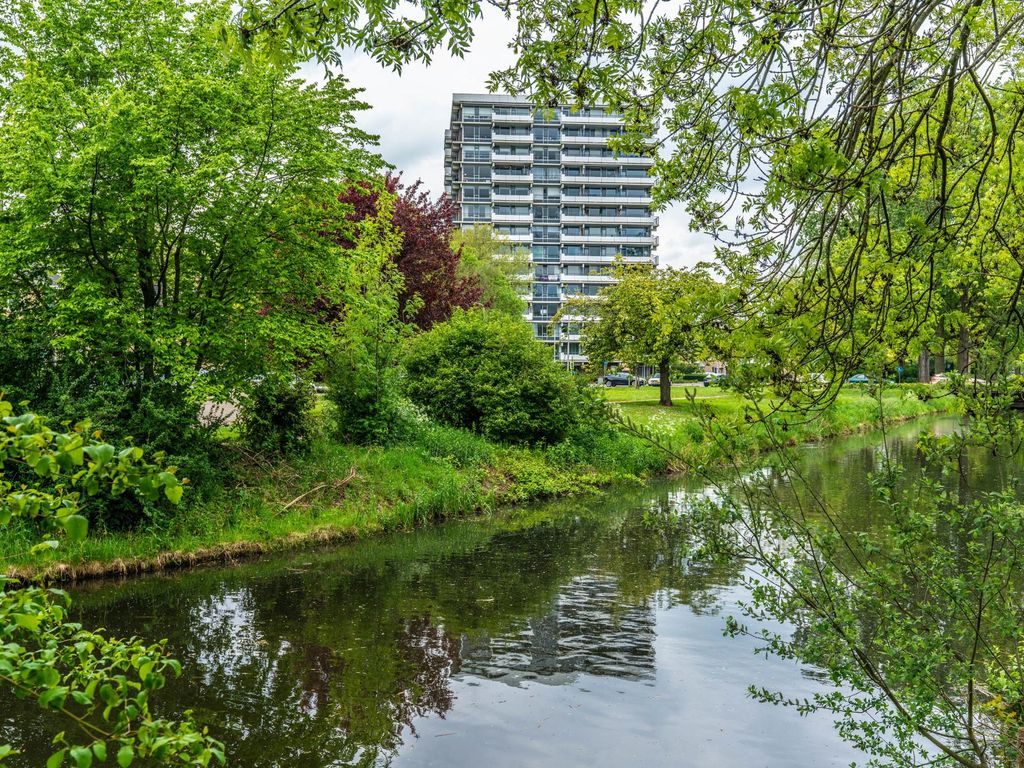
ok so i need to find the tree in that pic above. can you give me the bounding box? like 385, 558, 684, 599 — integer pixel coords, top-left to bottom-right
336, 174, 482, 329
0, 0, 380, 458
568, 265, 724, 407
327, 191, 412, 444
0, 396, 224, 766
453, 224, 529, 317
403, 309, 597, 445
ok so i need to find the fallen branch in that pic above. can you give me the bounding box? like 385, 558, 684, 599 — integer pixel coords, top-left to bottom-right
277, 466, 357, 516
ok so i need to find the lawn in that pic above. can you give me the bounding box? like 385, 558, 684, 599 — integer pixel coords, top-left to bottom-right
599, 384, 956, 466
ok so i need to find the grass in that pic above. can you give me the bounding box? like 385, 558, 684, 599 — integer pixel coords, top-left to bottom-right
603, 384, 957, 466
0, 386, 956, 581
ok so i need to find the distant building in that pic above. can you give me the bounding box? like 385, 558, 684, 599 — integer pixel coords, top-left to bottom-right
444, 94, 658, 363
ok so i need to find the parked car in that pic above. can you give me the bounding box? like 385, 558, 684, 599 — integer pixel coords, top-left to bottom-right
647, 374, 661, 387
603, 372, 633, 387
847, 373, 870, 384
703, 372, 725, 386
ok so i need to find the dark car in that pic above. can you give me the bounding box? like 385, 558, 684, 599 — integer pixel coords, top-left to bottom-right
603, 372, 633, 387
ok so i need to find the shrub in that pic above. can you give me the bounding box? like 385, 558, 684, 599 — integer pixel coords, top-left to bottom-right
45, 376, 220, 530
403, 309, 596, 445
328, 361, 407, 445
240, 375, 317, 456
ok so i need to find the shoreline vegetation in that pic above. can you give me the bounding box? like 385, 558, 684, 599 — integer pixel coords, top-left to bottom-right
2, 386, 954, 583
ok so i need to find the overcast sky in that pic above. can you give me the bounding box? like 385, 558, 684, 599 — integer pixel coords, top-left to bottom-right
313, 11, 716, 268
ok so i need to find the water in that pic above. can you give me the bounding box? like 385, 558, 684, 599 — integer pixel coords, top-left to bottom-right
2, 417, 1007, 767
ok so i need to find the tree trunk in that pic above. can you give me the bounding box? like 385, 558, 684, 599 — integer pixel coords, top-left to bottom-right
659, 358, 672, 407
917, 347, 930, 383
958, 289, 970, 374
935, 318, 946, 375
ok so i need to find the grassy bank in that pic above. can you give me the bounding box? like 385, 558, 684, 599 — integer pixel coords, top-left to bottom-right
2, 387, 954, 581
601, 384, 957, 464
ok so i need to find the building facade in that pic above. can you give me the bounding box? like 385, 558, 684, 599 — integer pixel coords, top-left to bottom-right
444, 94, 658, 364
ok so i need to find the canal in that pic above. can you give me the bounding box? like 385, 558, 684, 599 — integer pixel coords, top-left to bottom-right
2, 417, 1000, 766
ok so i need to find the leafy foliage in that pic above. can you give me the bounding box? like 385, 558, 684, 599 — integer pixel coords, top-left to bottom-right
240, 376, 317, 456
453, 225, 529, 317
0, 0, 380, 474
0, 396, 221, 765
566, 264, 727, 406
336, 174, 481, 329
403, 309, 599, 445
328, 192, 412, 444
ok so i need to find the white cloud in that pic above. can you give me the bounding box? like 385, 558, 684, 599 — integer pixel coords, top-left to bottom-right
307, 12, 717, 269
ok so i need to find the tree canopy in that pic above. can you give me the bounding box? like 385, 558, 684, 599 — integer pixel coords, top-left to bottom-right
567, 265, 725, 406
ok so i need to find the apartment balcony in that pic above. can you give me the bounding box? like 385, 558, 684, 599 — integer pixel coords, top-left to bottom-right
619, 175, 656, 186
492, 134, 533, 144
560, 195, 652, 205
559, 113, 623, 125
497, 231, 533, 243
492, 112, 534, 124
492, 172, 533, 183
561, 215, 657, 225
559, 254, 654, 265
563, 273, 616, 283
492, 153, 533, 164
558, 353, 590, 363
491, 193, 534, 203
560, 135, 613, 145
492, 213, 533, 223
560, 154, 654, 166
560, 234, 657, 245
561, 173, 653, 185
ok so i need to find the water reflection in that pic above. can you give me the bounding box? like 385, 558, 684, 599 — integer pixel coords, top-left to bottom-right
4, 418, 991, 768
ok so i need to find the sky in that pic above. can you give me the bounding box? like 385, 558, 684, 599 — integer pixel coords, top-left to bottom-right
306, 11, 716, 269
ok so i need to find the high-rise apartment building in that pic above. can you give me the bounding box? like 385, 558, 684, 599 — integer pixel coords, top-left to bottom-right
444, 94, 658, 364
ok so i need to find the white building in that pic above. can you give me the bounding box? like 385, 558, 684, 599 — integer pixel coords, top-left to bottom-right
444, 94, 658, 363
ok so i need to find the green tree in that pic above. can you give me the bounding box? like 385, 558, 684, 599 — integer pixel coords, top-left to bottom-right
567, 265, 724, 407
328, 192, 411, 444
0, 0, 380, 460
0, 396, 223, 766
453, 225, 529, 317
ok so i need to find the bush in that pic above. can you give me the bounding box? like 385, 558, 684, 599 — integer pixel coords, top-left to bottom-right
39, 376, 222, 530
403, 309, 597, 445
240, 375, 317, 456
327, 361, 407, 445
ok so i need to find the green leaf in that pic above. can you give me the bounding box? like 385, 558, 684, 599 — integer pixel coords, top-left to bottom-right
46, 749, 66, 768
116, 745, 133, 767
84, 444, 115, 467
91, 742, 106, 762
62, 515, 89, 542
164, 483, 183, 504
38, 687, 68, 710
13, 612, 42, 631
70, 746, 92, 768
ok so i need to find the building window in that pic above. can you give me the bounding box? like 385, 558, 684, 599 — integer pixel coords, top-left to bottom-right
463, 166, 491, 181
533, 245, 560, 262
462, 105, 492, 122
462, 204, 490, 222
533, 204, 560, 222
533, 126, 560, 143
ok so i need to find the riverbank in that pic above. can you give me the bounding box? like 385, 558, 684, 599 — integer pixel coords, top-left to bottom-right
1, 387, 954, 581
